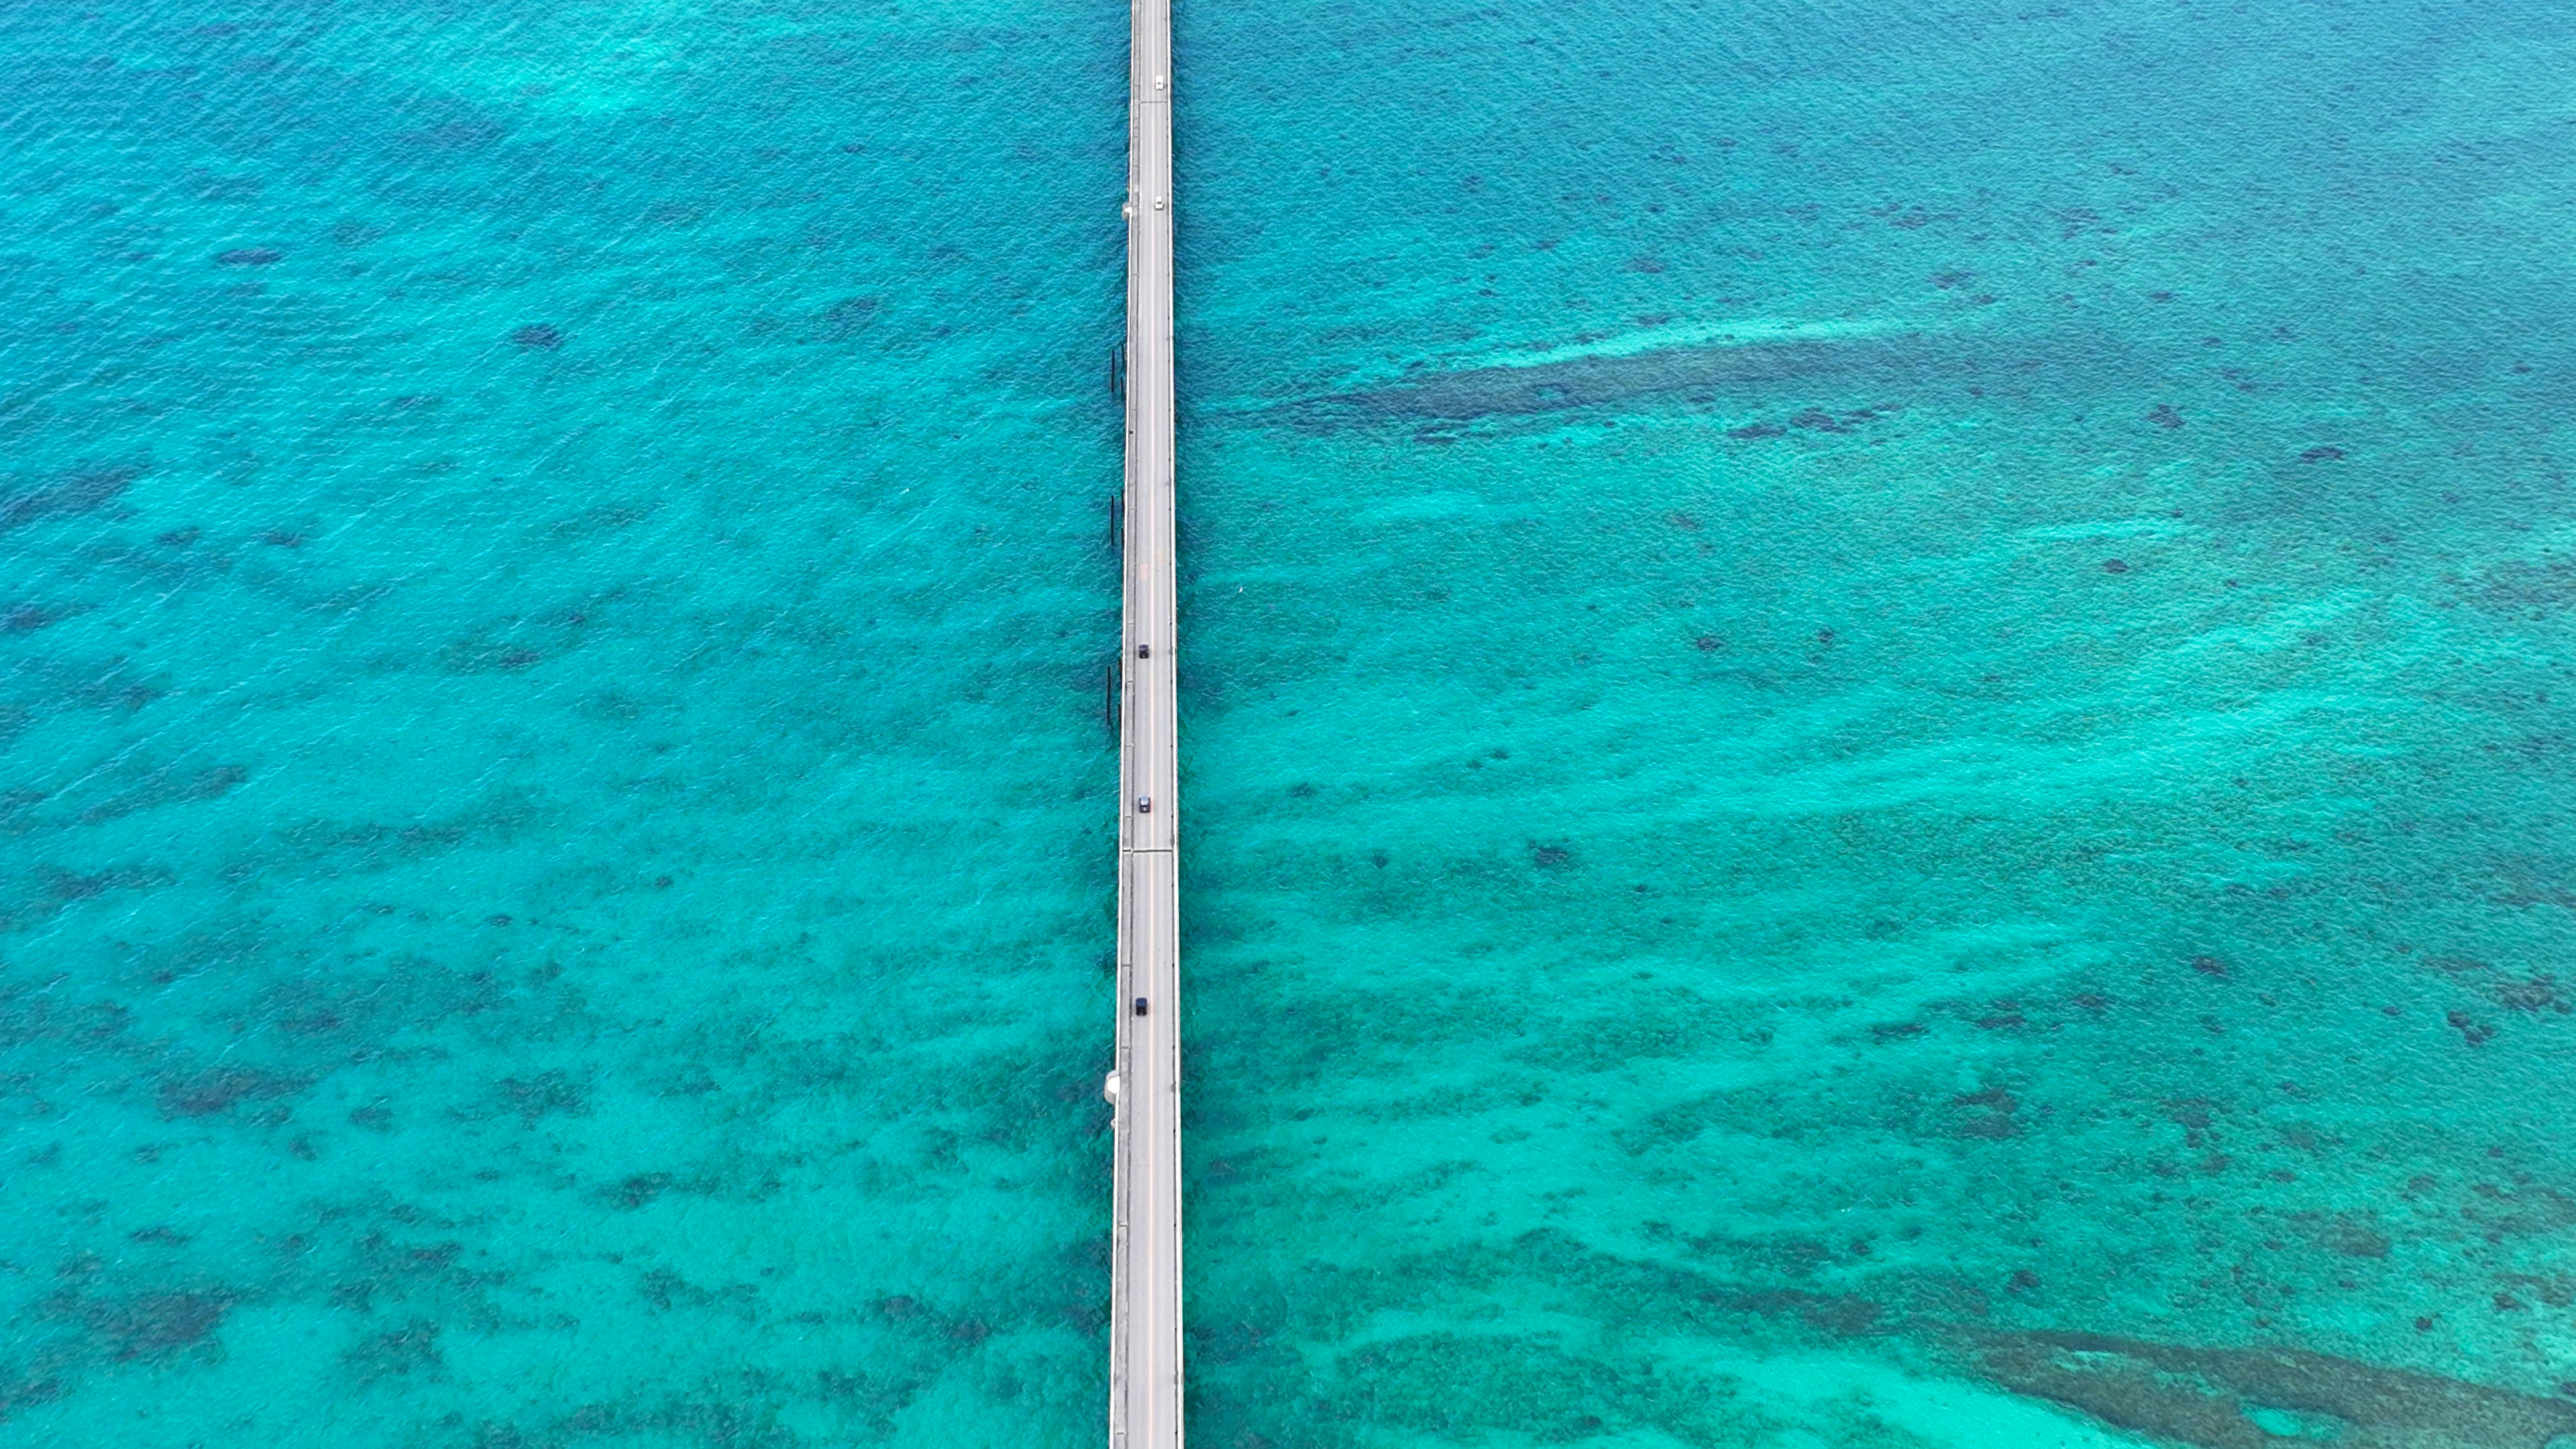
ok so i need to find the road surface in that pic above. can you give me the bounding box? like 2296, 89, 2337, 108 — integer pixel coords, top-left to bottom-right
1109, 0, 1181, 1442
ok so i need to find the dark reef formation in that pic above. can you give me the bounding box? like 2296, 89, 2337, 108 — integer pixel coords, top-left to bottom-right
0, 465, 138, 531
1973, 1330, 2576, 1449
1260, 323, 2175, 433
1277, 334, 1953, 428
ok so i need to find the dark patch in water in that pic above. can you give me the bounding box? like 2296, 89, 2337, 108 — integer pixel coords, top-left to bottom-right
6, 653, 166, 716
490, 1071, 588, 1124
608, 1173, 676, 1210
1276, 332, 1972, 427
1974, 1330, 2576, 1449
2493, 975, 2568, 1014
441, 616, 568, 672
215, 248, 281, 266
511, 324, 563, 351
639, 1267, 759, 1319
2299, 1214, 2392, 1259
1976, 1004, 2028, 1030
346, 1320, 442, 1382
2300, 445, 2347, 462
246, 954, 507, 1057
77, 763, 247, 825
404, 119, 506, 150
1949, 1086, 2019, 1139
1, 465, 138, 530
2475, 557, 2576, 616
56, 1290, 235, 1362
2461, 1183, 2576, 1238
339, 1232, 478, 1308
156, 1065, 307, 1119
547, 492, 655, 533
39, 863, 170, 902
0, 1376, 64, 1416
820, 296, 879, 339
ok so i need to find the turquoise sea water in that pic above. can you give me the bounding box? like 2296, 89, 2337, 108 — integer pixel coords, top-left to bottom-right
1175, 1, 2576, 1446
0, 0, 1125, 1442
7, 0, 2576, 1445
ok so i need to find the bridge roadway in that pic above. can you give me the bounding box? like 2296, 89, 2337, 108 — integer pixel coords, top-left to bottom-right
1108, 0, 1181, 1442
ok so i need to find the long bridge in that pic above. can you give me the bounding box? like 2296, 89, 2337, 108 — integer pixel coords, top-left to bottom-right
1107, 0, 1182, 1439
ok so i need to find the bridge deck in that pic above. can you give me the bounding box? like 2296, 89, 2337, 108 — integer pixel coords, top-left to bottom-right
1109, 0, 1181, 1442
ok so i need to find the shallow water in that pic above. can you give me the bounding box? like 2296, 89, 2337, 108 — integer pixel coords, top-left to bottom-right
0, 0, 1126, 1442
1175, 1, 2576, 1445
7, 0, 2575, 1444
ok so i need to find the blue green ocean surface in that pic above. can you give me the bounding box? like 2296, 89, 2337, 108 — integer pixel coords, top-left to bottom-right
0, 0, 1126, 1442
1175, 0, 2576, 1445
4, 0, 2573, 1444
